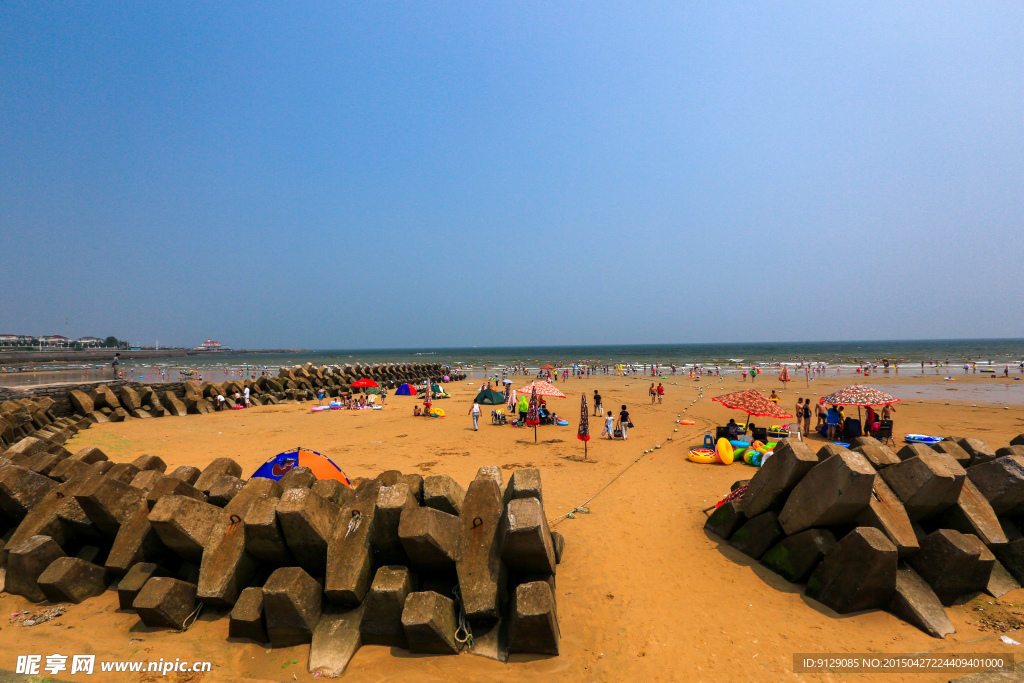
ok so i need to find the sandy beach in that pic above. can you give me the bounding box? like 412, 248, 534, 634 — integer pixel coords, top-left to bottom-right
1, 369, 1022, 682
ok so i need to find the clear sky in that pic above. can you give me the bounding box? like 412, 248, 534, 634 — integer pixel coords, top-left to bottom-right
2, 2, 1021, 349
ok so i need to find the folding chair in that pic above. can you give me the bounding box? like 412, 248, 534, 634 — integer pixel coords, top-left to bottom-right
876, 419, 895, 447
786, 422, 802, 441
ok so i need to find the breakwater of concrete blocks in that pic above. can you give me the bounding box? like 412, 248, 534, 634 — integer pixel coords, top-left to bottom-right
0, 448, 561, 673
706, 434, 1024, 638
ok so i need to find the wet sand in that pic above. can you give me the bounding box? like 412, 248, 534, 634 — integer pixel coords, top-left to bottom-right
1, 371, 1022, 682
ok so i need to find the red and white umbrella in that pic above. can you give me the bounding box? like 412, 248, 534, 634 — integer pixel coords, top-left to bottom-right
516, 382, 567, 399
578, 393, 590, 458
818, 385, 899, 406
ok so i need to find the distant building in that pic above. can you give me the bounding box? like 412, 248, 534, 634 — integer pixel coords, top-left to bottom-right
0, 334, 29, 346
193, 339, 232, 352
38, 335, 70, 347
77, 336, 104, 347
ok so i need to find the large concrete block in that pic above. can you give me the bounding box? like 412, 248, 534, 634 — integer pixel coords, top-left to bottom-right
38, 557, 107, 604
740, 439, 820, 518
936, 477, 1008, 546
148, 495, 224, 562
229, 586, 267, 642
852, 439, 901, 469
145, 477, 206, 509
992, 538, 1024, 584
729, 511, 785, 560
503, 467, 543, 505
131, 454, 167, 473
456, 473, 507, 621
243, 496, 293, 565
551, 530, 565, 564
133, 577, 197, 630
106, 463, 141, 484
308, 605, 365, 676
198, 517, 257, 607
879, 455, 966, 522
263, 566, 323, 647
399, 506, 460, 573
277, 488, 339, 574
897, 443, 936, 462
886, 563, 955, 638
423, 475, 466, 516
311, 479, 351, 507
704, 500, 746, 540
985, 558, 1021, 599
106, 504, 168, 576
0, 465, 58, 520
117, 562, 169, 609
129, 470, 165, 494
957, 438, 997, 466
501, 497, 556, 574
931, 441, 972, 468
398, 473, 424, 504
73, 474, 146, 537
779, 450, 877, 535
194, 458, 243, 494
508, 580, 559, 655
207, 475, 245, 508
325, 479, 382, 606
966, 456, 1024, 515
6, 535, 67, 602
279, 466, 318, 491
223, 476, 282, 518
855, 477, 919, 557
402, 591, 460, 654
806, 527, 898, 614
360, 565, 415, 647
118, 386, 142, 411
760, 528, 836, 583
369, 483, 418, 565
907, 529, 982, 606
167, 465, 201, 485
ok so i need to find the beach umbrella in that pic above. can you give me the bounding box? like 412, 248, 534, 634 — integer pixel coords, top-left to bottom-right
818, 384, 900, 423
779, 366, 791, 384
540, 364, 555, 370
712, 389, 793, 429
577, 393, 590, 458
526, 385, 540, 442
351, 378, 379, 389
516, 382, 567, 399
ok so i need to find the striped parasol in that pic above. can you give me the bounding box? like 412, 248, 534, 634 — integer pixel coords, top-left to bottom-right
818, 385, 899, 406
577, 393, 590, 457
517, 382, 567, 399
712, 389, 793, 419
526, 385, 540, 442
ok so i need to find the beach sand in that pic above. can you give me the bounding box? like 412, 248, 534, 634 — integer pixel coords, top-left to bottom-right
1, 369, 1022, 682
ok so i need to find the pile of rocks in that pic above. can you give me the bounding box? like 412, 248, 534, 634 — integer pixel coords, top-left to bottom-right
0, 397, 91, 453
66, 362, 466, 422
706, 434, 1024, 638
0, 453, 561, 674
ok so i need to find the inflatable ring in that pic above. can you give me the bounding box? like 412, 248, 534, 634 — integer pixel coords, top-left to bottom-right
715, 438, 735, 465
688, 447, 716, 464
743, 449, 757, 465
679, 419, 695, 425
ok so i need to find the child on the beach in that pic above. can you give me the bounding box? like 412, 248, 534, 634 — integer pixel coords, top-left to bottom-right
602, 410, 614, 438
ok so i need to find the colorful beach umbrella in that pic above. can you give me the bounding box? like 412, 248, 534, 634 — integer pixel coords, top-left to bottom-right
577, 393, 590, 459
351, 378, 379, 388
818, 385, 900, 407
526, 385, 540, 442
712, 390, 793, 429
251, 448, 352, 485
540, 364, 555, 370
516, 382, 567, 399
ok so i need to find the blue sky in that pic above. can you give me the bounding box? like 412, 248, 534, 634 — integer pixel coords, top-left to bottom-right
2, 2, 1021, 349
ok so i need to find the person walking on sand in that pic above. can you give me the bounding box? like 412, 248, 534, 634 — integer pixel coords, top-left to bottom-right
619, 405, 631, 440
602, 410, 615, 439
469, 400, 481, 431
593, 390, 603, 417
517, 393, 529, 425
649, 383, 656, 405
656, 383, 664, 404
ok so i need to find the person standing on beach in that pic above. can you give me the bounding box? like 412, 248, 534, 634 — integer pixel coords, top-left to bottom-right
803, 400, 811, 435
469, 400, 481, 431
593, 390, 602, 417
656, 383, 664, 404
517, 393, 529, 425
112, 353, 120, 378
649, 383, 656, 404
243, 386, 250, 408
795, 398, 803, 430
619, 405, 631, 440
602, 410, 615, 439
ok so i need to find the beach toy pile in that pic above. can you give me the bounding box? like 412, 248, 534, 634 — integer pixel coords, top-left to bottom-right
703, 432, 1024, 639
689, 438, 776, 466
0, 430, 566, 671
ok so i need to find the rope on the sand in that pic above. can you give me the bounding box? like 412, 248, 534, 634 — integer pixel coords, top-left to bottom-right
178, 601, 204, 632
549, 376, 724, 527
452, 585, 474, 647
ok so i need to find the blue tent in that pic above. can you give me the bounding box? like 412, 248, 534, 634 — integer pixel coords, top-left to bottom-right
251, 448, 351, 485
395, 383, 417, 396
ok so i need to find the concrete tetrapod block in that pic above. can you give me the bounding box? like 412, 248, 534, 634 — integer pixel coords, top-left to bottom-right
551, 530, 565, 564
263, 566, 323, 647
311, 479, 351, 507
760, 529, 837, 583
886, 563, 955, 638
223, 477, 283, 518
779, 450, 877, 536
229, 586, 267, 642
148, 495, 224, 563
131, 454, 167, 473
957, 438, 997, 466
117, 562, 169, 609
106, 463, 141, 484
369, 483, 418, 565
207, 475, 245, 507
854, 477, 919, 557
704, 500, 747, 540
279, 466, 318, 491
106, 505, 168, 576
740, 440, 820, 518
906, 529, 982, 606
936, 477, 1008, 547
984, 558, 1022, 598
501, 497, 556, 574
38, 556, 107, 604
878, 454, 966, 522
276, 488, 339, 574
992, 539, 1024, 584
508, 580, 559, 655
997, 446, 1024, 460
402, 590, 460, 654
399, 506, 460, 573
475, 466, 503, 486
48, 458, 89, 484
966, 456, 1024, 515
167, 465, 201, 485
73, 474, 147, 537
806, 527, 898, 614
852, 440, 902, 469
931, 441, 972, 468
729, 511, 785, 560
503, 467, 543, 505
243, 497, 293, 565
133, 577, 198, 630
129, 470, 165, 494
456, 473, 507, 621
325, 479, 382, 606
198, 517, 258, 607
423, 475, 466, 516
194, 458, 243, 494
959, 534, 996, 596
897, 443, 936, 462
6, 535, 67, 602
0, 465, 57, 520
398, 473, 424, 504
360, 565, 416, 647
1012, 434, 1024, 447
308, 604, 366, 676
145, 477, 207, 509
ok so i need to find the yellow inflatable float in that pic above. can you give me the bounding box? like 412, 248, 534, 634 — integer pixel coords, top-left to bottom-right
688, 447, 716, 463
715, 438, 735, 465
